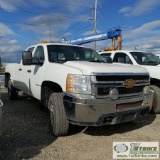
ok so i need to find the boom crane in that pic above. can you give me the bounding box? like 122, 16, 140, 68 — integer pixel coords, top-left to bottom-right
66, 27, 122, 51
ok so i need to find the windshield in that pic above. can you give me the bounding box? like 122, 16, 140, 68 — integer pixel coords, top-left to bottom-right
47, 45, 105, 63
130, 52, 160, 65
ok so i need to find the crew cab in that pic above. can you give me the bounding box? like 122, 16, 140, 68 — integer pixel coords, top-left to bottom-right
99, 50, 160, 114
5, 43, 153, 136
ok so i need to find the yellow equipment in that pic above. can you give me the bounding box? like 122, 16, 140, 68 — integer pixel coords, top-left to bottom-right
104, 36, 122, 51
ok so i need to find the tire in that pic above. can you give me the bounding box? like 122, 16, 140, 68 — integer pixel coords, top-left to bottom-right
48, 93, 69, 136
8, 80, 18, 100
150, 85, 160, 114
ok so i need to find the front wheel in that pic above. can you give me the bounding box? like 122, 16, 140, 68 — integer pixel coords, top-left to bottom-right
48, 93, 69, 136
150, 85, 160, 114
8, 80, 18, 100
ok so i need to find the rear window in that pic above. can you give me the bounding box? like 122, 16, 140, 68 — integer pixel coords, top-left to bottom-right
100, 53, 111, 61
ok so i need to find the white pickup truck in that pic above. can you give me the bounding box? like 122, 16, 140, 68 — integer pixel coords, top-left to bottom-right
5, 43, 153, 136
99, 50, 160, 114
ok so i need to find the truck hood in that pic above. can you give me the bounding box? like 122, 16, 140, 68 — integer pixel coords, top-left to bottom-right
64, 61, 148, 75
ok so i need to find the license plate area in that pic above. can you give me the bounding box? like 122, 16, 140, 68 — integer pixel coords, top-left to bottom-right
116, 101, 143, 110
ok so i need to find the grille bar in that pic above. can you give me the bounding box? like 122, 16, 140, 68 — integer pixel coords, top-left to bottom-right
96, 75, 149, 82
97, 86, 144, 96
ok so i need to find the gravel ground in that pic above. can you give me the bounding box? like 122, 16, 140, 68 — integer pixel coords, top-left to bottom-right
0, 88, 160, 160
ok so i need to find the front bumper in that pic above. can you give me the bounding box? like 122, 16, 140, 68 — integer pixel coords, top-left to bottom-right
63, 91, 153, 126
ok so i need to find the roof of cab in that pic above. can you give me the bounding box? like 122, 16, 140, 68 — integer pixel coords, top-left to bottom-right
27, 41, 88, 49
99, 50, 151, 54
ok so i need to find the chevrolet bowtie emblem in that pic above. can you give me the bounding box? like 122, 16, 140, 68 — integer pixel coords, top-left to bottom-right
123, 79, 136, 88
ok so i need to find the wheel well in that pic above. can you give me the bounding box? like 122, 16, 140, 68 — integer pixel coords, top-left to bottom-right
41, 81, 63, 107
150, 78, 160, 88
5, 73, 10, 87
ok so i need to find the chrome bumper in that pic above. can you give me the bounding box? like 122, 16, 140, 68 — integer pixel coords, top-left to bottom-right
63, 91, 153, 126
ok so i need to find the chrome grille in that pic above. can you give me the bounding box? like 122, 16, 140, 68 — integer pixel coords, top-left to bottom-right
91, 73, 150, 98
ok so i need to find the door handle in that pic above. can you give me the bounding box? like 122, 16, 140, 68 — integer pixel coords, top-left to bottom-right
27, 70, 31, 73
19, 68, 22, 71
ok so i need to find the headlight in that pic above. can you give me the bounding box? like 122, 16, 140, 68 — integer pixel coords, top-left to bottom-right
109, 88, 119, 100
143, 86, 150, 95
66, 74, 91, 94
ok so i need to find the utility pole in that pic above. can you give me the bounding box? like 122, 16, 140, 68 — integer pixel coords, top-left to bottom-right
49, 25, 52, 42
94, 0, 98, 51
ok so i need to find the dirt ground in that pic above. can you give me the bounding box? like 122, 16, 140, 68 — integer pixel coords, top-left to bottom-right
0, 88, 160, 160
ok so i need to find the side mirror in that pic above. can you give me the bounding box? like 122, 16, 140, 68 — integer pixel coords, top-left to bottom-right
22, 51, 32, 65
106, 57, 112, 63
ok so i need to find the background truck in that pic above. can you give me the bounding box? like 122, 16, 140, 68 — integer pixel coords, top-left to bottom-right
0, 81, 3, 135
0, 99, 3, 136
5, 43, 153, 136
99, 50, 160, 114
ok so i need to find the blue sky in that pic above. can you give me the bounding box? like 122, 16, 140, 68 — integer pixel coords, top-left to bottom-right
0, 0, 160, 63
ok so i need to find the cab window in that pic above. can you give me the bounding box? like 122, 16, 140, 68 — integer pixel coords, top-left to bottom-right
113, 52, 132, 64
27, 47, 34, 53
32, 46, 45, 63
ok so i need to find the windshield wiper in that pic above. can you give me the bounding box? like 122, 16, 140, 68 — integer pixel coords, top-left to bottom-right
143, 61, 160, 65
89, 60, 105, 63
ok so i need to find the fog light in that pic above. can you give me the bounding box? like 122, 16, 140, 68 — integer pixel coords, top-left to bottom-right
143, 86, 150, 95
109, 88, 119, 100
